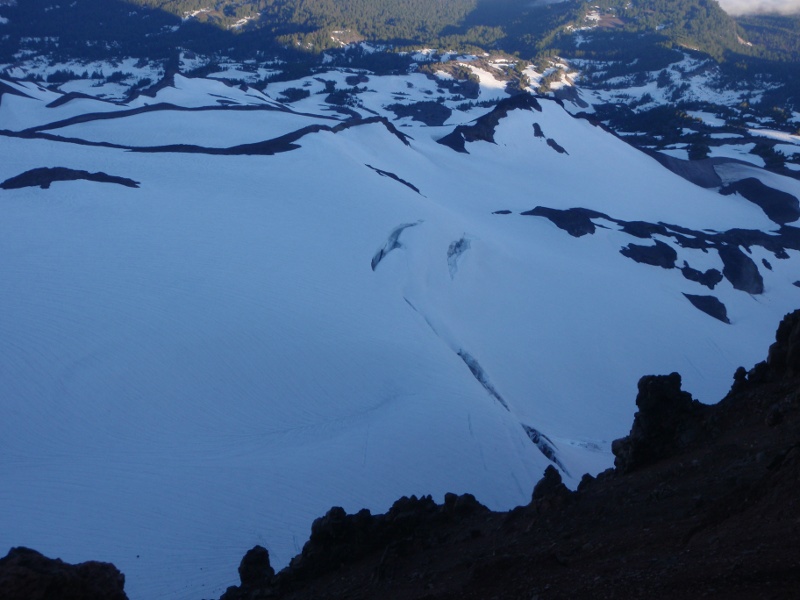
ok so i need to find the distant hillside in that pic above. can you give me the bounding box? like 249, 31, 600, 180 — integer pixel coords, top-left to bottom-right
124, 0, 747, 58
736, 11, 800, 62
0, 0, 778, 61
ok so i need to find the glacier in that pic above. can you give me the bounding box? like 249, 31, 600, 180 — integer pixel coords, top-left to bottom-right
1, 67, 798, 599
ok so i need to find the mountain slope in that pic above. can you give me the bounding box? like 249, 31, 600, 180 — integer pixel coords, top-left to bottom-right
1, 66, 799, 599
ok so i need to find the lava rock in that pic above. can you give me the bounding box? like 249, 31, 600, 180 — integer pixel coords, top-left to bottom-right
238, 545, 275, 588
620, 239, 677, 269
683, 293, 730, 324
521, 206, 609, 237
612, 373, 705, 473
437, 94, 541, 153
1, 167, 140, 190
0, 547, 128, 600
680, 261, 723, 289
532, 466, 568, 501
766, 309, 800, 378
718, 244, 764, 294
386, 100, 452, 126
546, 138, 568, 154
619, 220, 669, 239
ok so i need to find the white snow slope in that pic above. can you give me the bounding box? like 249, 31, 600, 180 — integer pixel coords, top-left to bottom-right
1, 70, 798, 599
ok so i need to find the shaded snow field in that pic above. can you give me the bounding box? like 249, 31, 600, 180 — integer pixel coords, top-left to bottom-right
1, 67, 799, 600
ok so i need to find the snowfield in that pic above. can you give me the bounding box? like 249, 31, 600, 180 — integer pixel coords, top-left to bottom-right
1, 67, 799, 599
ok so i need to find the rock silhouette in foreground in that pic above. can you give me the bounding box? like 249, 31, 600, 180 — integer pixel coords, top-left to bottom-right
0, 547, 128, 600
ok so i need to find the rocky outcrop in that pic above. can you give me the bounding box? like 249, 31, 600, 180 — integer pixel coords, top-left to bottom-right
767, 308, 800, 378
682, 293, 730, 323
0, 547, 128, 600
530, 465, 573, 510
219, 493, 489, 599
220, 546, 276, 600
619, 239, 678, 269
718, 244, 764, 295
611, 372, 707, 473
437, 94, 542, 153
520, 206, 608, 237
287, 493, 488, 581
0, 167, 140, 190
513, 204, 800, 302
679, 261, 722, 289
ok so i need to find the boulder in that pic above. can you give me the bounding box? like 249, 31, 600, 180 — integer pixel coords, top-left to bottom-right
612, 373, 704, 473
0, 547, 128, 600
238, 545, 274, 589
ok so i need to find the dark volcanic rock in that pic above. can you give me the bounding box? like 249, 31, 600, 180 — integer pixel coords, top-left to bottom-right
717, 244, 764, 294
521, 206, 609, 237
365, 164, 421, 194
683, 293, 730, 324
611, 373, 705, 473
720, 177, 800, 225
437, 94, 542, 153
0, 547, 128, 600
619, 220, 669, 239
680, 261, 723, 289
221, 546, 277, 600
505, 203, 798, 299
531, 465, 571, 503
546, 137, 568, 154
619, 239, 677, 269
281, 493, 488, 582
1, 167, 140, 190
386, 100, 452, 126
766, 308, 800, 378
239, 545, 275, 588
